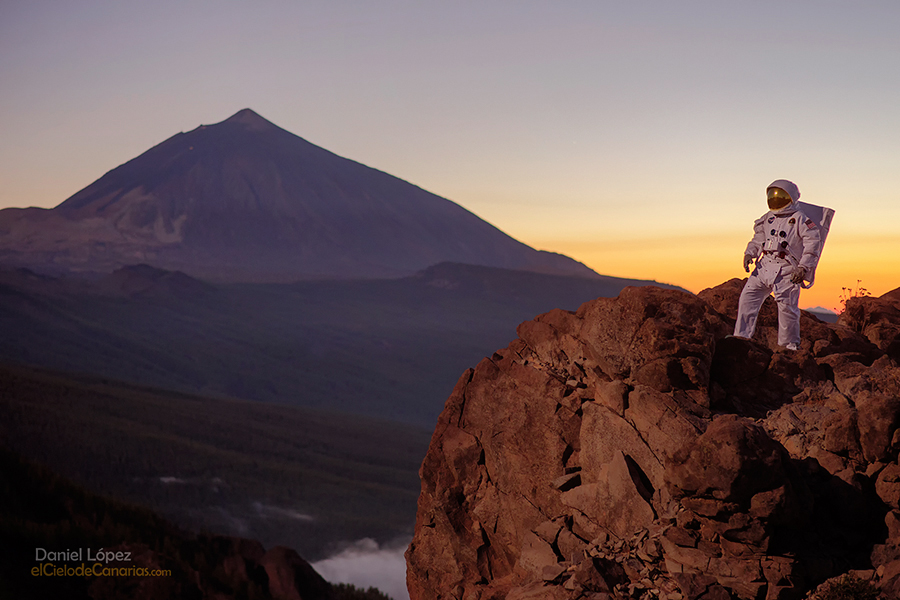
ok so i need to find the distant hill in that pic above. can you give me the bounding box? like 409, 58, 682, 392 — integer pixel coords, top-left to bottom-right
804, 305, 839, 323
0, 262, 683, 426
0, 108, 597, 282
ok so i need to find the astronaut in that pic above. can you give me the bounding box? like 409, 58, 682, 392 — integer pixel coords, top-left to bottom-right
733, 179, 821, 350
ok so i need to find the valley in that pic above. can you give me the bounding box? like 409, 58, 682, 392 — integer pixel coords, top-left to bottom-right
0, 362, 430, 562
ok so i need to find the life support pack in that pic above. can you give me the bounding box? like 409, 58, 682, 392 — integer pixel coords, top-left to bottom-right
795, 201, 835, 288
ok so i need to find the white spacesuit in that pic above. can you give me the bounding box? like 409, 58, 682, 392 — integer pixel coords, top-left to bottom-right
733, 179, 821, 350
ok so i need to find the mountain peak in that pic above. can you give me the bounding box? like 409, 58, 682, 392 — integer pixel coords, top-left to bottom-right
0, 110, 600, 282
222, 108, 278, 131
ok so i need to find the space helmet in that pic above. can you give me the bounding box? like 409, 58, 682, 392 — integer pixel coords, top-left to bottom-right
767, 179, 800, 211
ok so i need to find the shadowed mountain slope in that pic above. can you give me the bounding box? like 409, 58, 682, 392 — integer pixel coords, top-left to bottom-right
0, 262, 681, 426
0, 108, 597, 282
0, 362, 431, 564
0, 444, 397, 600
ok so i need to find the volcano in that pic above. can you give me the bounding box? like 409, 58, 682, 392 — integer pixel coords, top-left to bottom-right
0, 109, 597, 282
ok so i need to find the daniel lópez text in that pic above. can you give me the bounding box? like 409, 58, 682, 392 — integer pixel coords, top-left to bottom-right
32, 547, 171, 578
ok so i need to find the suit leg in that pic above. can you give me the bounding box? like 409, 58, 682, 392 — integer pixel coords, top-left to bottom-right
773, 274, 802, 346
734, 273, 771, 339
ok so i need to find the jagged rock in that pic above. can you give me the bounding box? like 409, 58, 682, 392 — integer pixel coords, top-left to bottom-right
847, 356, 900, 463
407, 282, 900, 600
517, 530, 560, 579
260, 546, 332, 600
876, 464, 900, 510
841, 287, 900, 361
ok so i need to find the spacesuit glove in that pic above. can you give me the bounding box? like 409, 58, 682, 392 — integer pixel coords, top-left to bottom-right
743, 254, 754, 273
790, 266, 807, 284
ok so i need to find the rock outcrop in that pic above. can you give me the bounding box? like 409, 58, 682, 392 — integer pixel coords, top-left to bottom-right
406, 280, 900, 600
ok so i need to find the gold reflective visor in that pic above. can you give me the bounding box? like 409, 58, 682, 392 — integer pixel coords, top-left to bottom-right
767, 187, 792, 210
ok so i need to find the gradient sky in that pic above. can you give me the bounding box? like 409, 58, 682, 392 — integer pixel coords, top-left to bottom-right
2, 1, 898, 310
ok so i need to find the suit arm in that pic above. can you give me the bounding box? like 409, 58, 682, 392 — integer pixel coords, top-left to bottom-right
744, 218, 765, 258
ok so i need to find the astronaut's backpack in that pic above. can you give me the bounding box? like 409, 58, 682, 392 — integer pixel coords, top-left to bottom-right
796, 201, 835, 289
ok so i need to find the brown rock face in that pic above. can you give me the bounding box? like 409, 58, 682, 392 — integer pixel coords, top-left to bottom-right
406, 281, 900, 600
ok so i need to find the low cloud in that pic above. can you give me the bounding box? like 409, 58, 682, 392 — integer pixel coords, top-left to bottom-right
150, 475, 225, 492
312, 538, 410, 600
252, 501, 314, 522
159, 476, 187, 484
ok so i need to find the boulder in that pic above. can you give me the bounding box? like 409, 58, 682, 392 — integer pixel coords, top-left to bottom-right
667, 415, 788, 504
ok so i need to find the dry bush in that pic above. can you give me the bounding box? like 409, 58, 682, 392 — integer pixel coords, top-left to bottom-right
810, 574, 880, 600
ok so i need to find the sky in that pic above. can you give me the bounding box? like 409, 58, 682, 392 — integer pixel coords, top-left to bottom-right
2, 1, 899, 310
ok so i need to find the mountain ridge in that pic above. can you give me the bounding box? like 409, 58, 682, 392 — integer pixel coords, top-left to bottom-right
0, 261, 683, 426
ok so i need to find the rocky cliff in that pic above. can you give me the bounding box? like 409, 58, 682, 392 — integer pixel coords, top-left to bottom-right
406, 279, 900, 600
